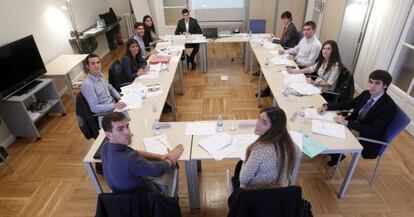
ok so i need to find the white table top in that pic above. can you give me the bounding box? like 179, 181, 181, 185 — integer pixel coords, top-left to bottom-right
251, 42, 362, 154
45, 54, 88, 76
191, 120, 257, 160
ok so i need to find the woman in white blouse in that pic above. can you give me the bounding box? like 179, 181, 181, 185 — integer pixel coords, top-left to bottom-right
287, 40, 344, 92
238, 107, 300, 189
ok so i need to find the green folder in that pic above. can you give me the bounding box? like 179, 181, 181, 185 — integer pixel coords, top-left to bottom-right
302, 134, 327, 158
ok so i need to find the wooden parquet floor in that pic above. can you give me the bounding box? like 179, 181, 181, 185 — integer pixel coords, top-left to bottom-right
0, 43, 413, 217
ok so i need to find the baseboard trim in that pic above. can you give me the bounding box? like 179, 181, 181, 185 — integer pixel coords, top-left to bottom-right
0, 134, 15, 148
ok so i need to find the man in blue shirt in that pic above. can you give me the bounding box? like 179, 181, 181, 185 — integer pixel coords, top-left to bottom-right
101, 112, 184, 196
80, 53, 127, 114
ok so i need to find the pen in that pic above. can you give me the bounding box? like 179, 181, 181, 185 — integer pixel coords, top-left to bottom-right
157, 138, 169, 150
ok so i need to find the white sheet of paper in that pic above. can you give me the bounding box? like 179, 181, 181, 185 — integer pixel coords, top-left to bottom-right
232, 134, 259, 160
288, 82, 321, 95
198, 132, 233, 158
311, 120, 346, 139
185, 122, 217, 135
212, 144, 237, 161
171, 56, 180, 62
143, 134, 172, 154
288, 130, 303, 151
149, 63, 162, 72
137, 70, 159, 79
120, 93, 142, 110
304, 108, 335, 121
284, 73, 307, 83
120, 83, 145, 95
220, 75, 228, 80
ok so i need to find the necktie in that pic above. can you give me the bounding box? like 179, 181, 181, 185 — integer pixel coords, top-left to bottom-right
357, 98, 374, 121
281, 26, 286, 41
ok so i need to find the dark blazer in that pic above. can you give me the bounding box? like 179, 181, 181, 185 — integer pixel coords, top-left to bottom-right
327, 90, 397, 159
273, 22, 298, 48
174, 17, 202, 35
120, 54, 147, 83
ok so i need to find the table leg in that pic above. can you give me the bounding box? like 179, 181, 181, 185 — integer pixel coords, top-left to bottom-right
200, 43, 208, 73
338, 151, 361, 198
256, 69, 263, 107
185, 160, 200, 209
169, 84, 177, 121
84, 162, 103, 194
64, 74, 76, 105
249, 43, 254, 82
179, 60, 184, 96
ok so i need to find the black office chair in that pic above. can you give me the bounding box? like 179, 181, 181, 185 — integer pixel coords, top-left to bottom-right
108, 60, 131, 93
321, 67, 355, 103
75, 92, 105, 140
227, 186, 306, 217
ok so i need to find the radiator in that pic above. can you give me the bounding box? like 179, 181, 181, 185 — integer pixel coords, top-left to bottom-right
122, 13, 136, 37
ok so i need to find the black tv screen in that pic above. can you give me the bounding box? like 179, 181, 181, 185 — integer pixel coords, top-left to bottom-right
0, 35, 46, 99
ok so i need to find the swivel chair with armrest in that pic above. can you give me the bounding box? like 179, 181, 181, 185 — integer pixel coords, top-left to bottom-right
332, 106, 410, 185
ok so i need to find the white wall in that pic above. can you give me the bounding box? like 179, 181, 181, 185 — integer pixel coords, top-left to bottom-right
107, 0, 133, 40
0, 0, 127, 147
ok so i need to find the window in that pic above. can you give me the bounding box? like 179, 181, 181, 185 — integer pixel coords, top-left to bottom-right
163, 0, 188, 26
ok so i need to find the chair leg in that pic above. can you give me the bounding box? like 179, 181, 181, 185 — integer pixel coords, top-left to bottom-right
331, 154, 343, 180
370, 155, 383, 186
0, 154, 14, 173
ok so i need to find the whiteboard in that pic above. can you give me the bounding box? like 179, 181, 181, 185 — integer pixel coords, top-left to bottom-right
69, 0, 109, 32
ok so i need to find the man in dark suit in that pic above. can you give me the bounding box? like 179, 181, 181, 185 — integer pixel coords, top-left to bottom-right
317, 70, 397, 166
273, 11, 298, 48
174, 8, 203, 70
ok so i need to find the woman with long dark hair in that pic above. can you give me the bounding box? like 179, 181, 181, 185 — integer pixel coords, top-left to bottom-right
120, 38, 148, 82
287, 40, 343, 91
239, 107, 300, 189
142, 15, 162, 48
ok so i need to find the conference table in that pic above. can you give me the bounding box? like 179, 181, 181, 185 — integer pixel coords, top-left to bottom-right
83, 33, 363, 210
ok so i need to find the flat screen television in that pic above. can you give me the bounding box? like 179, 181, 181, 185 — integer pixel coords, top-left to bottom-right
0, 35, 46, 100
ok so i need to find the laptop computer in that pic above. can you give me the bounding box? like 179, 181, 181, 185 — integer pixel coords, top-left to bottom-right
203, 27, 218, 39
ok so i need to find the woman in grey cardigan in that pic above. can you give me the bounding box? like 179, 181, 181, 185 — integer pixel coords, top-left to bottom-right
239, 107, 299, 189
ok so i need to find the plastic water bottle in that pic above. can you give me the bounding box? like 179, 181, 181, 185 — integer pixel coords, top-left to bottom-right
248, 30, 252, 38
154, 118, 161, 135
298, 108, 306, 122
161, 63, 167, 72
217, 114, 223, 132
264, 56, 270, 68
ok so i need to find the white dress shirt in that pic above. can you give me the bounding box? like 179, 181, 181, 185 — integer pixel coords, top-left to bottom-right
286, 35, 321, 67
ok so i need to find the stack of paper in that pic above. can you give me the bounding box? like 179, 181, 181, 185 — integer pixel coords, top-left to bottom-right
311, 120, 346, 139
271, 56, 291, 65
232, 134, 259, 160
198, 132, 235, 160
143, 134, 172, 154
263, 41, 276, 49
185, 122, 216, 135
287, 82, 321, 95
284, 73, 307, 83
138, 70, 159, 80
303, 108, 335, 121
120, 93, 142, 110
302, 134, 327, 158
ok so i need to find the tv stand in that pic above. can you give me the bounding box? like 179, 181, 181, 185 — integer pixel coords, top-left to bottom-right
13, 80, 42, 96
0, 78, 65, 139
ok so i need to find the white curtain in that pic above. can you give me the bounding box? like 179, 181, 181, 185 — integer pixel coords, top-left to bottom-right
354, 0, 412, 91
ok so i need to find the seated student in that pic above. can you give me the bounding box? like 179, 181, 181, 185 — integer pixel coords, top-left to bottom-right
174, 8, 203, 70
317, 70, 397, 166
101, 112, 184, 195
272, 11, 299, 48
237, 107, 301, 189
287, 40, 343, 92
81, 53, 127, 114
132, 22, 154, 59
120, 38, 149, 83
279, 21, 321, 68
143, 15, 163, 48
